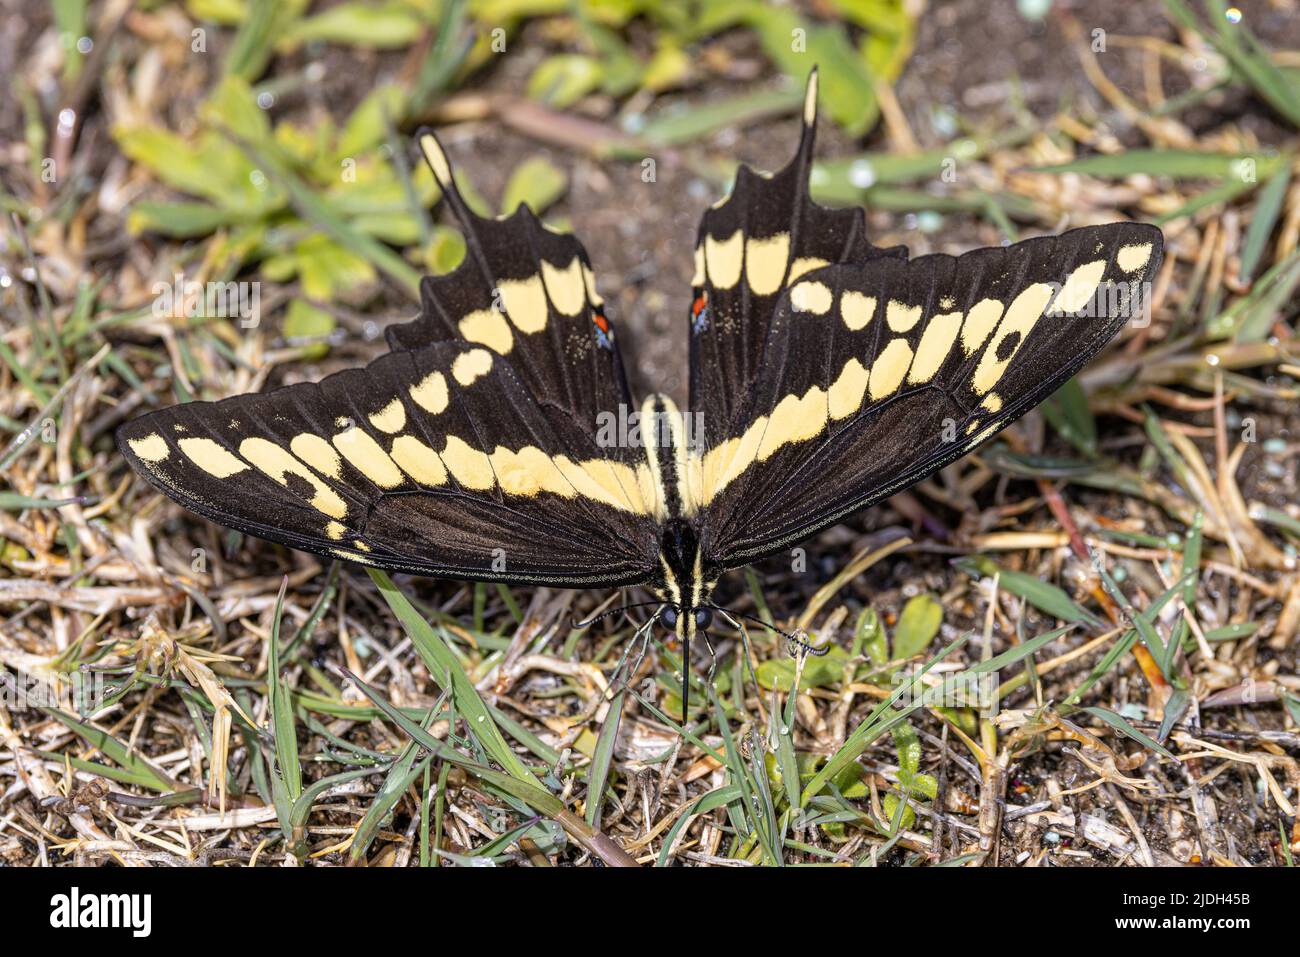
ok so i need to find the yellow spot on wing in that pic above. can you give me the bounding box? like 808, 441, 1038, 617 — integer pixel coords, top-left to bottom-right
419, 134, 452, 187
828, 358, 869, 420
788, 257, 829, 282
451, 348, 493, 386
458, 308, 514, 354
886, 300, 923, 332
409, 371, 449, 415
803, 69, 819, 125
178, 437, 248, 478
869, 338, 913, 400
582, 263, 603, 305
960, 298, 1004, 354
982, 393, 1003, 413
325, 521, 346, 540
498, 275, 548, 333
390, 435, 448, 485
368, 397, 407, 434
554, 457, 649, 513
1117, 243, 1152, 274
129, 433, 169, 463
239, 437, 346, 518
972, 282, 1055, 395
908, 311, 962, 384
333, 547, 377, 566
791, 281, 833, 314
442, 435, 495, 490
758, 388, 827, 460
840, 291, 877, 330
702, 424, 761, 500
705, 230, 744, 289
291, 434, 342, 479
541, 256, 586, 317
490, 446, 571, 498
690, 245, 705, 286
745, 234, 790, 296
332, 427, 404, 488
1054, 259, 1106, 313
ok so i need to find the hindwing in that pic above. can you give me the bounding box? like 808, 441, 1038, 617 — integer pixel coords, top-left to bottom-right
388, 131, 632, 443
689, 71, 904, 449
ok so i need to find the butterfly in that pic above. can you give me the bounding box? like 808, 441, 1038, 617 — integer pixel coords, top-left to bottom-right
118, 71, 1163, 718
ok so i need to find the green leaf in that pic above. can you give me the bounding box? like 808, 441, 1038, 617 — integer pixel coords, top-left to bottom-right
338, 83, 408, 159
282, 300, 336, 358
882, 792, 914, 831
202, 75, 273, 146
1039, 377, 1098, 457
1225, 248, 1300, 341
528, 55, 604, 108
283, 1, 427, 49
293, 234, 378, 301
892, 593, 943, 659
228, 132, 421, 297
892, 721, 921, 777
748, 11, 878, 134
756, 646, 850, 691
425, 225, 467, 274
500, 156, 568, 216
126, 201, 254, 238
856, 607, 887, 667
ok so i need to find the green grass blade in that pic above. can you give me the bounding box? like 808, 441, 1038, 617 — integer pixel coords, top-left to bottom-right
36, 707, 175, 792
584, 689, 625, 829
1081, 705, 1176, 760
368, 569, 540, 787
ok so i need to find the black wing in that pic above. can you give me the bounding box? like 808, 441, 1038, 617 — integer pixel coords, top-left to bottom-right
118, 133, 661, 587
688, 69, 903, 450
388, 130, 632, 442
691, 221, 1164, 567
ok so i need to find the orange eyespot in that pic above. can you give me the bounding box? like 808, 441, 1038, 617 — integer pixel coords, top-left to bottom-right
691, 294, 707, 318
592, 312, 610, 334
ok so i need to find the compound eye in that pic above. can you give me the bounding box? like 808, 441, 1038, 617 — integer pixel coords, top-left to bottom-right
659, 606, 679, 628
693, 607, 713, 629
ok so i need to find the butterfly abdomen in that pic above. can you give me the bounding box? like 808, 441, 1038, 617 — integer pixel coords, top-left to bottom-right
639, 393, 695, 520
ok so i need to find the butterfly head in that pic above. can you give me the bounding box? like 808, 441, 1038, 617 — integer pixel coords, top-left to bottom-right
652, 518, 720, 625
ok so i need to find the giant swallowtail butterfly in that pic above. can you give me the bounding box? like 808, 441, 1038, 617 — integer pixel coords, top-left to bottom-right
119, 72, 1163, 714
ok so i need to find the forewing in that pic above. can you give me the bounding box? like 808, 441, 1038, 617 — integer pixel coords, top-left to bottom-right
693, 221, 1164, 566
118, 341, 660, 586
689, 71, 903, 448
387, 131, 632, 441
